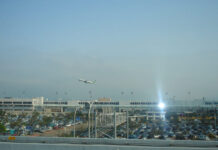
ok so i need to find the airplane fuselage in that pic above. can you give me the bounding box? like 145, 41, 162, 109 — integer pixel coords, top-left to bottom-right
79, 79, 96, 84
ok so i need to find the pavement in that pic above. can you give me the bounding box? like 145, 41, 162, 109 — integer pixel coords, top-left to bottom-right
1, 142, 218, 150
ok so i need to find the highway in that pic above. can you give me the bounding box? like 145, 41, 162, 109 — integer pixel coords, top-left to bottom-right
1, 142, 218, 150
0, 136, 218, 150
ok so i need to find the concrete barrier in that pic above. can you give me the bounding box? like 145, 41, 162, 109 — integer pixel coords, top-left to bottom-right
0, 136, 217, 148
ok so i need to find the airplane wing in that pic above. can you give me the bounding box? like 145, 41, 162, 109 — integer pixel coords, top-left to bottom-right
87, 80, 96, 84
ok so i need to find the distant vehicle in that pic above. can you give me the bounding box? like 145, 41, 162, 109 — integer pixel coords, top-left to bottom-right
128, 135, 137, 139
147, 134, 154, 139
176, 133, 185, 140
34, 129, 43, 133
197, 134, 206, 140
66, 123, 71, 127
53, 126, 59, 130
159, 135, 166, 140
78, 79, 96, 84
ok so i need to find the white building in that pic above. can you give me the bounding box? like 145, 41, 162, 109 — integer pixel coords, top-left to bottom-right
0, 97, 44, 113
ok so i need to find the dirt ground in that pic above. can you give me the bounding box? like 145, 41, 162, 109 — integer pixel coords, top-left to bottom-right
32, 123, 88, 137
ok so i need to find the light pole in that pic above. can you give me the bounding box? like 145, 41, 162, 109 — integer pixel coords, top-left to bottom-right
165, 92, 168, 102
95, 110, 97, 138
121, 91, 124, 101
126, 109, 129, 139
214, 105, 217, 129
88, 100, 97, 138
130, 91, 134, 103
73, 107, 78, 138
114, 110, 116, 139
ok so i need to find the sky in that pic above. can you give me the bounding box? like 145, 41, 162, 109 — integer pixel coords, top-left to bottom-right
0, 0, 218, 101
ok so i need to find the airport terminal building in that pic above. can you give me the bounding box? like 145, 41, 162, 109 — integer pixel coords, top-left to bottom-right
0, 97, 217, 121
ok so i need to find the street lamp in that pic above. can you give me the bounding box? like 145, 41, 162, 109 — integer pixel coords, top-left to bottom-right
88, 100, 97, 138
73, 107, 78, 138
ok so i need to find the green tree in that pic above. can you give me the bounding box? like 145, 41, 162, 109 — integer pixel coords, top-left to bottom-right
19, 112, 27, 120
65, 112, 74, 123
9, 113, 28, 135
54, 113, 64, 122
28, 111, 40, 129
0, 123, 6, 133
39, 116, 53, 127
0, 110, 7, 124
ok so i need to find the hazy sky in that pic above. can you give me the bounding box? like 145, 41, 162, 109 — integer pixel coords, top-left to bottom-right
0, 0, 218, 100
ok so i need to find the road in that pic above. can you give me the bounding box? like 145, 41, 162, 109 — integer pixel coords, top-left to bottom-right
1, 142, 217, 150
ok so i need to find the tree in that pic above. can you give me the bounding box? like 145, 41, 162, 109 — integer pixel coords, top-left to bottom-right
19, 112, 27, 120
9, 113, 28, 135
54, 113, 64, 122
64, 112, 74, 123
0, 110, 7, 124
28, 111, 40, 129
0, 123, 6, 133
39, 116, 53, 127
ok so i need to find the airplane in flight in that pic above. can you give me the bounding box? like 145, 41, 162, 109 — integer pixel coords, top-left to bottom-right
78, 79, 96, 84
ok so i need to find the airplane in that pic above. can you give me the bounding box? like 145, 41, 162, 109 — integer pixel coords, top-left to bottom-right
78, 79, 96, 84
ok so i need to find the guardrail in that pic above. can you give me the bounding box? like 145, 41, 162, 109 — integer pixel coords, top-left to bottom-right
0, 136, 217, 148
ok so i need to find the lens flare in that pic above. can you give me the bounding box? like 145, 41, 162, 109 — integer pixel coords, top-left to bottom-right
158, 102, 165, 109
